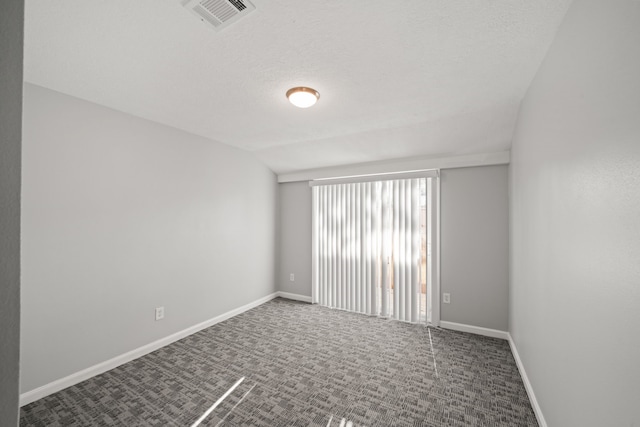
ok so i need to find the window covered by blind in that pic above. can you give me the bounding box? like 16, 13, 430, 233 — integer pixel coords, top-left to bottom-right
312, 177, 431, 323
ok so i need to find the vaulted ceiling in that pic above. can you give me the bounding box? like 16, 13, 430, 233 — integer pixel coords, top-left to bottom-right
24, 0, 572, 174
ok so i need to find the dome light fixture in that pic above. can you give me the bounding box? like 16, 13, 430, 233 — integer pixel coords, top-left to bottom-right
286, 87, 320, 108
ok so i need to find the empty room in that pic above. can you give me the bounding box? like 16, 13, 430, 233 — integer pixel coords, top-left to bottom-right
1, 0, 639, 426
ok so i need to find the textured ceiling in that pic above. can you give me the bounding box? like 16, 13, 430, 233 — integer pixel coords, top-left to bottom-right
24, 0, 572, 174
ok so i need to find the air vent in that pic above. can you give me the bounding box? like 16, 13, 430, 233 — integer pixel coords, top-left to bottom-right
184, 0, 255, 32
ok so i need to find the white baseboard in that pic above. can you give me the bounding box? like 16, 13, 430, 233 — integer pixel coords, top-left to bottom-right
276, 291, 312, 303
20, 292, 279, 407
439, 321, 509, 340
508, 333, 547, 427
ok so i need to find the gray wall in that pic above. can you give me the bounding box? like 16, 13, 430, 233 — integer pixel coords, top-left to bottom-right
0, 0, 24, 424
278, 167, 510, 334
509, 1, 640, 425
440, 166, 509, 331
21, 84, 278, 393
278, 181, 312, 296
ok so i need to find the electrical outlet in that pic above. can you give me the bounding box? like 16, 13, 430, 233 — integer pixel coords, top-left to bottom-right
290, 273, 295, 282
155, 306, 165, 321
442, 293, 451, 304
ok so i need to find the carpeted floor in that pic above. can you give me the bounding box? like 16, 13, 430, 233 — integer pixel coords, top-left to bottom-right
20, 298, 538, 426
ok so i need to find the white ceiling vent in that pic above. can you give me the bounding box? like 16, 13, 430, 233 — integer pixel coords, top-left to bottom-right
184, 0, 255, 32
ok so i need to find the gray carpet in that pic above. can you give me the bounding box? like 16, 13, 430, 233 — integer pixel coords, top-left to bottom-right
20, 298, 538, 426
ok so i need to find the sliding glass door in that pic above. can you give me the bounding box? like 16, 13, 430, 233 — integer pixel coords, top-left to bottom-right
311, 172, 439, 326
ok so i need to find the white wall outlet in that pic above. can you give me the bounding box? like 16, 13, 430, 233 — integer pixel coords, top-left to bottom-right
155, 306, 165, 321
442, 293, 451, 304
290, 273, 295, 282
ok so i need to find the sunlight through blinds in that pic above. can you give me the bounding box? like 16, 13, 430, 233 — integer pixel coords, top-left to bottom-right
312, 176, 430, 323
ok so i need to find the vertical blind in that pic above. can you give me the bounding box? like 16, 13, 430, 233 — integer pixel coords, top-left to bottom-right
312, 177, 428, 323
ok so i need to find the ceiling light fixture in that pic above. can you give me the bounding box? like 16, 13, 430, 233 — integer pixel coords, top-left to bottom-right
286, 87, 320, 108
